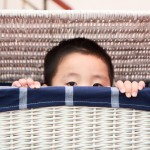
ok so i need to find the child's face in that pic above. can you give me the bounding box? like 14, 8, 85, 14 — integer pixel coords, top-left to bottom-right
51, 52, 110, 86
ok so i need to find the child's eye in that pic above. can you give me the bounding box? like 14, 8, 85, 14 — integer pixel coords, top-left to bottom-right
66, 81, 77, 86
93, 83, 103, 87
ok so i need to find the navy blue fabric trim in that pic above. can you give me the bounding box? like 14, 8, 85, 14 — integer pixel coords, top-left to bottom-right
0, 86, 149, 112
0, 87, 19, 112
27, 86, 65, 108
73, 87, 111, 107
119, 88, 150, 111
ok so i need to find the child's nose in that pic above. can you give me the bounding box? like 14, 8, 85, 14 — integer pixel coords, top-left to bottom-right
78, 82, 91, 86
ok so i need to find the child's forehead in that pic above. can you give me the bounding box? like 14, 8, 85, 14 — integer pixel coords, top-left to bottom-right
58, 52, 108, 70
61, 52, 103, 61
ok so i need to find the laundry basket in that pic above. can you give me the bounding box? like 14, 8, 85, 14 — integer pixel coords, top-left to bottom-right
0, 86, 149, 149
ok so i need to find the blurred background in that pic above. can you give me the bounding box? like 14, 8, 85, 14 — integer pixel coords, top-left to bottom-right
0, 0, 150, 10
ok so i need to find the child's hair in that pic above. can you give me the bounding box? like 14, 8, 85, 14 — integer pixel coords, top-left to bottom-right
44, 37, 114, 86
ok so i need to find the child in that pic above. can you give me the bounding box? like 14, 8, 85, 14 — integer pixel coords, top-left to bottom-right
12, 38, 145, 98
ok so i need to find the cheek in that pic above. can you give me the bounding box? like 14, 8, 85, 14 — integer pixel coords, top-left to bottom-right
106, 77, 111, 86
100, 73, 111, 86
103, 81, 111, 87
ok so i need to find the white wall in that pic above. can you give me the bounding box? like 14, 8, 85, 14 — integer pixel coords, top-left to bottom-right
0, 0, 150, 10
64, 0, 150, 10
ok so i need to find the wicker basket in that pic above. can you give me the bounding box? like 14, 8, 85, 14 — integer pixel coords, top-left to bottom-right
0, 10, 150, 83
0, 86, 149, 149
0, 106, 149, 149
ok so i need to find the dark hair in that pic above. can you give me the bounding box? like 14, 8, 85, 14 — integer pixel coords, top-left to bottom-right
44, 38, 114, 86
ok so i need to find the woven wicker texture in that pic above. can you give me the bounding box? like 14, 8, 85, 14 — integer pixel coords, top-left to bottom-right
0, 106, 149, 150
0, 11, 150, 83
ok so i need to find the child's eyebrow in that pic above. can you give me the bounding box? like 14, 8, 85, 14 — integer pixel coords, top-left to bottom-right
92, 75, 108, 80
64, 73, 80, 77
